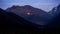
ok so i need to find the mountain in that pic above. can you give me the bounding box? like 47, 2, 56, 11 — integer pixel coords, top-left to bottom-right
48, 4, 60, 28
48, 4, 60, 22
0, 8, 40, 27
6, 5, 51, 25
0, 8, 60, 33
48, 7, 57, 15
1, 8, 52, 30
0, 8, 43, 33
48, 4, 60, 16
6, 5, 49, 17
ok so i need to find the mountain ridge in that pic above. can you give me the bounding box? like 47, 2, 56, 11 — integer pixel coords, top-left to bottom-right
6, 5, 51, 25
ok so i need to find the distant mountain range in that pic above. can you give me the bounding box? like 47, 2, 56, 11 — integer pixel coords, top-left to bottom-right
6, 5, 52, 25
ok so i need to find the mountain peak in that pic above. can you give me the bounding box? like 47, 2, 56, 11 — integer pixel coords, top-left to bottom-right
6, 5, 49, 17
24, 5, 32, 7
11, 5, 33, 8
6, 5, 34, 10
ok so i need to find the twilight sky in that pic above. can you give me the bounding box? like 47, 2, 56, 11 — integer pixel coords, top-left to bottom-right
0, 0, 60, 12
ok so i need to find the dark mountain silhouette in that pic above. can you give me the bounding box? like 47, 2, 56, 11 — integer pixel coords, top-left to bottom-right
0, 5, 60, 33
6, 5, 52, 25
0, 8, 53, 33
1, 8, 58, 34
0, 8, 40, 28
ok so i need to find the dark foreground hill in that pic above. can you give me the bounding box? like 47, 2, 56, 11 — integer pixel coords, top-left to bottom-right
0, 8, 39, 33
0, 8, 48, 34
0, 8, 60, 34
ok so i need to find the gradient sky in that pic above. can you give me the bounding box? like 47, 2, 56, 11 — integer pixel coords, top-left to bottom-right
0, 0, 60, 12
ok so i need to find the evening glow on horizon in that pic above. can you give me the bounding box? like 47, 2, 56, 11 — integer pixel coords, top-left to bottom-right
0, 0, 60, 12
